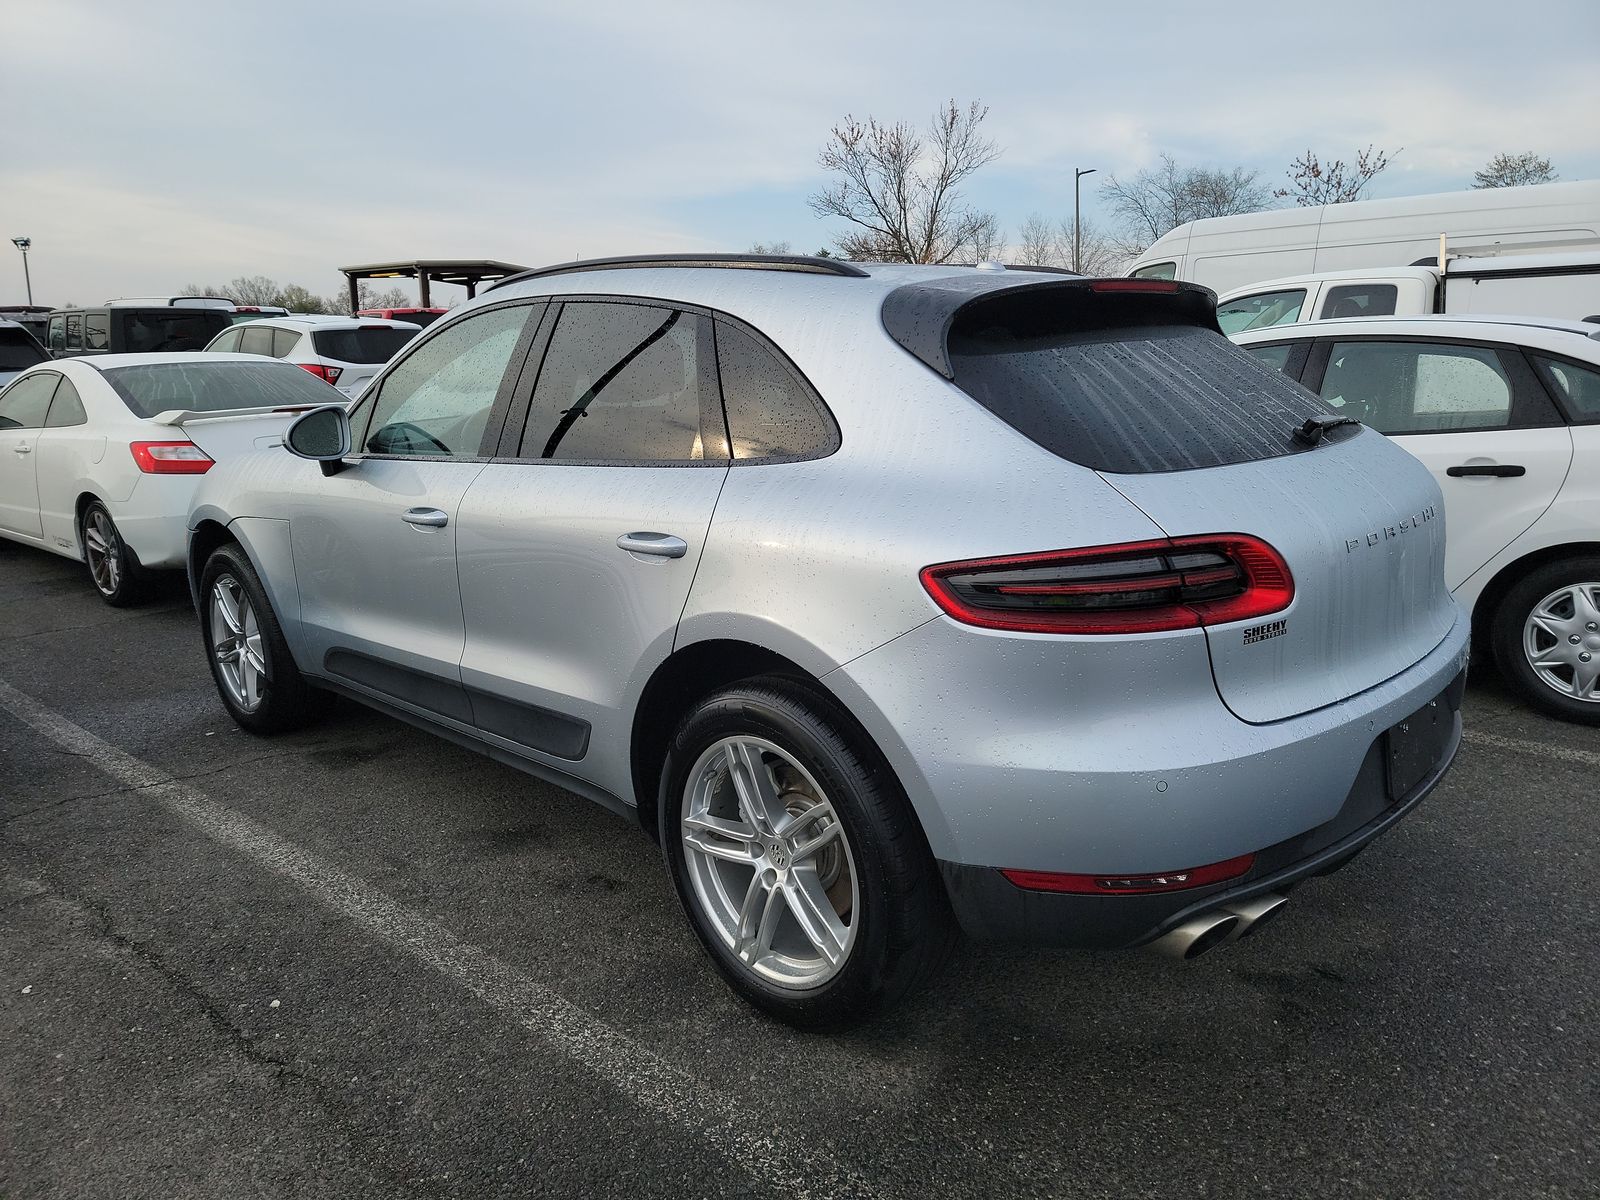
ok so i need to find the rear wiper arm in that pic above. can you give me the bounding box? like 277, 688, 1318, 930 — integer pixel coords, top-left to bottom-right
1292, 415, 1361, 446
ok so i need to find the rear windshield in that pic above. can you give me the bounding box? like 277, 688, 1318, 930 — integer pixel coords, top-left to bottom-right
0, 327, 47, 370
99, 360, 344, 418
312, 326, 417, 364
117, 310, 230, 353
946, 294, 1338, 474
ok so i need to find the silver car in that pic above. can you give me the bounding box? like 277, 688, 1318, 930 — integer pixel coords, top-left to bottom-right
187, 254, 1470, 1028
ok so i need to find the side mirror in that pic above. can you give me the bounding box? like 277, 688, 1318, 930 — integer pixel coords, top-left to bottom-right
284, 404, 352, 476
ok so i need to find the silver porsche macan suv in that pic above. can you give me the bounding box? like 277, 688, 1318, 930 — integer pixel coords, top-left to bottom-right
187, 254, 1470, 1028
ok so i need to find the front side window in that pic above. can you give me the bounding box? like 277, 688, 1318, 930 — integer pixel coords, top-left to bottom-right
1533, 354, 1600, 421
0, 373, 59, 429
361, 303, 533, 457
1131, 261, 1177, 281
44, 377, 87, 427
715, 321, 834, 460
519, 301, 716, 462
1216, 289, 1306, 335
1320, 341, 1514, 433
1320, 283, 1399, 320
239, 325, 275, 356
85, 313, 111, 351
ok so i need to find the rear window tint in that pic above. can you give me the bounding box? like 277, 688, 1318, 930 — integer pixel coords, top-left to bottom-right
117, 310, 229, 353
947, 299, 1337, 474
0, 328, 47, 370
100, 360, 343, 418
312, 327, 417, 364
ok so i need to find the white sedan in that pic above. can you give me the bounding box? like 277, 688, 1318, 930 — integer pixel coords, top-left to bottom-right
0, 353, 344, 605
1236, 314, 1600, 724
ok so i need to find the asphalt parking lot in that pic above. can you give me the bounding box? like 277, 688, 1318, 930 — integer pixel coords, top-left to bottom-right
1, 538, 1596, 1200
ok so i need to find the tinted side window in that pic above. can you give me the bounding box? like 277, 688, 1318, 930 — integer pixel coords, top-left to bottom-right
119, 311, 226, 353
0, 373, 58, 429
239, 326, 275, 356
65, 313, 84, 351
44, 377, 87, 427
362, 303, 533, 457
1131, 261, 1177, 280
1533, 354, 1600, 422
271, 328, 301, 358
1320, 341, 1514, 433
209, 327, 244, 353
1320, 283, 1399, 320
1247, 343, 1294, 373
47, 316, 65, 352
519, 302, 714, 462
85, 313, 111, 351
1216, 289, 1306, 335
715, 321, 834, 460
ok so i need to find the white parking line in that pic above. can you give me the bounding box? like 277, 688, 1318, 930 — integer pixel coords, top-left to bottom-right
0, 677, 868, 1200
1462, 728, 1600, 770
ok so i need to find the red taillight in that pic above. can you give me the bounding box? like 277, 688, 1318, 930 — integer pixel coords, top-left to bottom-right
298, 362, 343, 385
1001, 853, 1256, 895
129, 441, 213, 474
1092, 278, 1181, 293
919, 534, 1293, 635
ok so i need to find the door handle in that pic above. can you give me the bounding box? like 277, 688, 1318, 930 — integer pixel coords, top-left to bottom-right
402, 507, 449, 528
1446, 464, 1525, 478
12, 444, 30, 455
617, 532, 688, 559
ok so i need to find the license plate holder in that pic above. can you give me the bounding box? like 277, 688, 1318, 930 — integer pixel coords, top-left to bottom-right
1384, 696, 1451, 801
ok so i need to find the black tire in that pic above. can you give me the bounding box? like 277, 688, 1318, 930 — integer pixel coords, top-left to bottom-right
80, 501, 149, 608
1490, 554, 1600, 726
659, 677, 954, 1030
197, 542, 330, 735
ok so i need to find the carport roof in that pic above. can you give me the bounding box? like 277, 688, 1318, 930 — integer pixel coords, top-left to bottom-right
338, 259, 530, 308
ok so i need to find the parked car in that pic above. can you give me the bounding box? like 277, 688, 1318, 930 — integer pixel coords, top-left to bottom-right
1129, 179, 1600, 292
0, 318, 48, 388
46, 305, 232, 358
1235, 314, 1600, 723
1216, 252, 1600, 334
0, 355, 343, 604
357, 306, 449, 329
0, 304, 52, 346
187, 254, 1468, 1028
203, 316, 420, 398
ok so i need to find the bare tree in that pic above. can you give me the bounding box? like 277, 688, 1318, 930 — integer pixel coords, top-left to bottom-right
809, 99, 1001, 264
747, 241, 792, 255
1009, 213, 1120, 274
1015, 213, 1059, 266
1100, 155, 1270, 256
1276, 145, 1397, 206
1473, 151, 1557, 189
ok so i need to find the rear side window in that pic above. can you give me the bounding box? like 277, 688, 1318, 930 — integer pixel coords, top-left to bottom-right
312, 326, 417, 364
1319, 341, 1514, 433
945, 291, 1334, 474
85, 313, 110, 351
1216, 289, 1306, 335
118, 310, 228, 353
100, 361, 344, 418
1131, 261, 1177, 280
518, 301, 719, 462
239, 325, 275, 356
45, 377, 87, 427
208, 327, 244, 353
271, 329, 301, 358
1531, 354, 1600, 422
714, 321, 835, 460
66, 313, 84, 351
0, 327, 47, 371
1320, 284, 1398, 320
1247, 343, 1294, 373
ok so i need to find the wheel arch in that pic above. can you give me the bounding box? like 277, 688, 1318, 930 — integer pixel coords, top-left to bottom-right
1471, 540, 1600, 655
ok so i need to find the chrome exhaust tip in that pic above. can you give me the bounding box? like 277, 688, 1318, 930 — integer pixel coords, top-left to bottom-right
1148, 911, 1240, 960
1221, 893, 1288, 941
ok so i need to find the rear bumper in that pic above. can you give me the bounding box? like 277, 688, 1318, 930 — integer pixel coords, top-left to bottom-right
939, 668, 1466, 948
114, 475, 199, 570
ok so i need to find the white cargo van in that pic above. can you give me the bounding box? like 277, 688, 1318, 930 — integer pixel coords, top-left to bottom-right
1129, 180, 1600, 293
1215, 251, 1600, 334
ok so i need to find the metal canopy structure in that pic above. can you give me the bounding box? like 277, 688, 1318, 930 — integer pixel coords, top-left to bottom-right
338, 259, 528, 312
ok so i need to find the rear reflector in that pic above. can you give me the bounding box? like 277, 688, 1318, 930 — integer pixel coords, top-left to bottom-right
129, 441, 213, 474
298, 362, 343, 385
1092, 278, 1180, 293
920, 534, 1293, 635
1002, 853, 1256, 895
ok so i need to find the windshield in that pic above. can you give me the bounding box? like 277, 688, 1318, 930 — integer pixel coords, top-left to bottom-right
99, 360, 345, 417
312, 326, 418, 364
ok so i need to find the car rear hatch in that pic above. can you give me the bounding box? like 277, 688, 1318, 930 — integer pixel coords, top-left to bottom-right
899, 275, 1456, 724
310, 325, 419, 395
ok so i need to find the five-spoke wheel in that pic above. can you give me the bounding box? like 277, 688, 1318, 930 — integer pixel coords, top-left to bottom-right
209, 573, 268, 713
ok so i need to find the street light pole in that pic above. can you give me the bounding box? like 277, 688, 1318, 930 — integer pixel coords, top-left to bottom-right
11, 237, 32, 305
1073, 168, 1096, 273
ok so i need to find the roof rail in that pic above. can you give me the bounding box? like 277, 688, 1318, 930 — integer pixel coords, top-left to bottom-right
488, 253, 871, 292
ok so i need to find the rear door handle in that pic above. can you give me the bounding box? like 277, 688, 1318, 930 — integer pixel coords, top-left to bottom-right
617, 532, 688, 559
402, 507, 450, 528
12, 444, 30, 455
1446, 464, 1525, 478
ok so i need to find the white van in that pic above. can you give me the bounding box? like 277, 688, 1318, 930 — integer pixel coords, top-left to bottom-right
1129, 180, 1600, 293
1216, 251, 1600, 334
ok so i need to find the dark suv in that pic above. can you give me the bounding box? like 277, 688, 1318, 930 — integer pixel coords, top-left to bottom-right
46, 305, 231, 358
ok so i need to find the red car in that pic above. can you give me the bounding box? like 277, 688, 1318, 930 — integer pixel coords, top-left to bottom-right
355, 306, 448, 329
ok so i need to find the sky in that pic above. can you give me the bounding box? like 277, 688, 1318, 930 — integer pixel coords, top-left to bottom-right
3, 0, 1597, 306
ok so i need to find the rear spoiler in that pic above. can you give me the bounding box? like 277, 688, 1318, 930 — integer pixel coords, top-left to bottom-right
147, 404, 321, 426
880, 276, 1220, 379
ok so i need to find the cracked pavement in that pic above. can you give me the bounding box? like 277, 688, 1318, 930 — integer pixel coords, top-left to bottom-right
2, 539, 1597, 1199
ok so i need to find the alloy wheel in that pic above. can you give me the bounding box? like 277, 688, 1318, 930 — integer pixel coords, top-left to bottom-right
209, 574, 268, 712
83, 508, 122, 596
1522, 582, 1600, 703
680, 736, 859, 989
